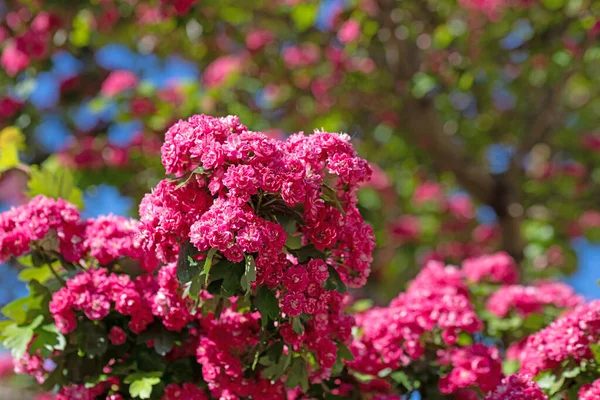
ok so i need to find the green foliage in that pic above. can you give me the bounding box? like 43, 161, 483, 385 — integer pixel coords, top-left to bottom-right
27, 158, 84, 209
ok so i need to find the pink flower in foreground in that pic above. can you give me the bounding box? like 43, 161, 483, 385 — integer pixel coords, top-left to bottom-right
484, 374, 547, 400
579, 378, 600, 400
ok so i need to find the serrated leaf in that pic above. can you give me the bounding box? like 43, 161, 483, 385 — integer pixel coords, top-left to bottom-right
129, 377, 161, 399
262, 349, 291, 380
286, 357, 309, 392
290, 244, 326, 263
390, 371, 414, 391
241, 254, 257, 293
292, 317, 304, 335
176, 240, 200, 284
254, 286, 279, 327
27, 161, 84, 209
337, 342, 354, 361
204, 248, 217, 284
324, 266, 347, 294
2, 315, 43, 359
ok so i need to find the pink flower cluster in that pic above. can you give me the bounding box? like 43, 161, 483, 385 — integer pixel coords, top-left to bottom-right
84, 214, 159, 271
49, 264, 193, 335
0, 195, 83, 262
138, 114, 374, 379
486, 282, 583, 318
518, 300, 600, 375
438, 344, 503, 395
349, 261, 482, 376
1, 11, 61, 76
143, 114, 374, 285
579, 378, 600, 400
462, 252, 518, 284
484, 374, 547, 400
197, 309, 285, 399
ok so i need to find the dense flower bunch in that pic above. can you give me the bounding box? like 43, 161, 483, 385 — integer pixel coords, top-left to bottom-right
484, 374, 547, 400
486, 282, 583, 317
437, 344, 503, 394
2, 113, 600, 399
138, 114, 374, 383
348, 261, 488, 395
462, 252, 518, 284
0, 195, 83, 262
579, 378, 600, 400
517, 300, 600, 375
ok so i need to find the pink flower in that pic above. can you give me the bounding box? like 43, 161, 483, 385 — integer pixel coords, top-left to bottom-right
484, 374, 547, 400
101, 70, 138, 97
462, 252, 518, 285
203, 56, 243, 88
338, 19, 361, 43
579, 378, 600, 400
1, 42, 29, 76
108, 326, 127, 345
245, 29, 274, 51
282, 292, 306, 316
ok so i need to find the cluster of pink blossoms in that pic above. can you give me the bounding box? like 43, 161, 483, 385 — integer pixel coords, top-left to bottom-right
49, 264, 191, 335
517, 300, 600, 376
197, 309, 286, 399
349, 261, 482, 378
437, 344, 503, 395
139, 114, 374, 379
484, 374, 547, 400
486, 281, 583, 317
1, 10, 61, 76
579, 378, 600, 400
462, 252, 518, 284
84, 214, 159, 271
0, 195, 83, 262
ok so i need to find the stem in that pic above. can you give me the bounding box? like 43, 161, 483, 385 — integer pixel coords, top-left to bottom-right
48, 263, 66, 285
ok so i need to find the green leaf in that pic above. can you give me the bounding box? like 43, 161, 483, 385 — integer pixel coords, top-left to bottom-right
27, 160, 84, 209
2, 315, 43, 359
591, 343, 600, 365
203, 248, 218, 284
433, 25, 453, 49
18, 266, 53, 283
286, 357, 309, 392
324, 266, 347, 294
219, 261, 245, 297
78, 323, 108, 357
241, 254, 257, 293
262, 349, 291, 380
411, 72, 436, 98
254, 286, 279, 327
292, 316, 304, 335
457, 332, 473, 346
289, 244, 326, 263
176, 240, 199, 284
30, 324, 66, 358
129, 377, 161, 399
542, 0, 566, 9
337, 342, 354, 361
502, 359, 520, 375
291, 3, 317, 31
390, 371, 414, 391
0, 126, 24, 173
124, 371, 163, 384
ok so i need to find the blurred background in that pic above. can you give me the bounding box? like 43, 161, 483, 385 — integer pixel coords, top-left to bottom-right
0, 0, 600, 391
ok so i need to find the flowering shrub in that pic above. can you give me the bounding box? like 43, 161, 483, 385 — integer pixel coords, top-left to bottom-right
1, 114, 600, 399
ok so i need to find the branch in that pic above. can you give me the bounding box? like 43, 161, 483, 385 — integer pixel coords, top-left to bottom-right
402, 97, 496, 204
